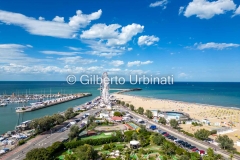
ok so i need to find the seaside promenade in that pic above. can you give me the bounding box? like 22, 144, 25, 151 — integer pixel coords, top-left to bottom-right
1, 108, 101, 160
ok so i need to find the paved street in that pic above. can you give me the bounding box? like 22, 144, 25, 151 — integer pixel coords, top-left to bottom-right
2, 109, 100, 160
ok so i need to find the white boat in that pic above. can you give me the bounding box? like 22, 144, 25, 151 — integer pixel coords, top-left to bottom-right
0, 103, 7, 106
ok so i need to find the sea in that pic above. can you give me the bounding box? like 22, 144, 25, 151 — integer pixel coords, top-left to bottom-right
0, 81, 240, 134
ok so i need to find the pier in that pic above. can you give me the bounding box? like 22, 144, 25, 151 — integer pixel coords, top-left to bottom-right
15, 93, 92, 113
116, 88, 142, 94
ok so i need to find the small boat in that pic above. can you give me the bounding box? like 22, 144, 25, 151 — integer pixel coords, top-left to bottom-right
0, 103, 7, 106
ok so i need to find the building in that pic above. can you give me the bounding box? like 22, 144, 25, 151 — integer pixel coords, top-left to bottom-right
99, 112, 110, 118
202, 119, 210, 125
111, 116, 123, 122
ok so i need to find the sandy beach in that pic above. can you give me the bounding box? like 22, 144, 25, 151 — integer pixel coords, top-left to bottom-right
114, 93, 240, 151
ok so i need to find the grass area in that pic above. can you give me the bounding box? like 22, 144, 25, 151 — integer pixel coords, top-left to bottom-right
58, 150, 73, 160
82, 132, 114, 140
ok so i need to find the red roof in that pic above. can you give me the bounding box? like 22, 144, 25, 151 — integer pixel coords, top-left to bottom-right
111, 116, 123, 121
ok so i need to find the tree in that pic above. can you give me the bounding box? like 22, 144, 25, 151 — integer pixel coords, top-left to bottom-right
190, 152, 201, 160
24, 148, 51, 160
216, 135, 234, 150
170, 119, 179, 129
52, 114, 65, 125
129, 104, 134, 111
65, 107, 75, 119
126, 103, 130, 107
68, 125, 80, 140
137, 107, 144, 115
194, 129, 210, 140
88, 115, 95, 123
65, 154, 76, 160
145, 110, 153, 119
75, 144, 98, 160
120, 101, 125, 106
179, 155, 190, 160
162, 141, 176, 155
158, 117, 167, 125
47, 141, 64, 156
152, 135, 165, 145
114, 111, 122, 117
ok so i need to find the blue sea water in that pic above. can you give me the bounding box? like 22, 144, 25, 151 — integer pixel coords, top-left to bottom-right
0, 81, 239, 134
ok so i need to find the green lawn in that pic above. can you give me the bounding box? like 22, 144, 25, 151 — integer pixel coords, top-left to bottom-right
82, 132, 114, 140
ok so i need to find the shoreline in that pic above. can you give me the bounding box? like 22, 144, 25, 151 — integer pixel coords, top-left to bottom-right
121, 93, 240, 111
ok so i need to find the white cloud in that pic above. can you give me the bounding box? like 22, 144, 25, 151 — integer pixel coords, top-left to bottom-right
149, 0, 168, 8
0, 44, 41, 64
138, 35, 159, 46
81, 23, 144, 46
40, 51, 81, 56
38, 17, 45, 21
195, 42, 240, 50
184, 0, 236, 19
83, 40, 125, 58
0, 9, 101, 38
52, 16, 64, 23
109, 60, 124, 67
57, 56, 97, 64
178, 72, 188, 78
81, 23, 121, 39
128, 48, 133, 51
107, 23, 144, 46
179, 6, 185, 15
69, 9, 102, 28
233, 6, 240, 17
127, 60, 153, 67
67, 46, 82, 51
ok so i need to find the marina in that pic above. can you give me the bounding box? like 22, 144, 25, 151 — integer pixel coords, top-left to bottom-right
15, 93, 92, 112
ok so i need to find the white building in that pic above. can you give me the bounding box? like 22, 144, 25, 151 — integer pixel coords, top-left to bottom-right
99, 112, 109, 118
202, 119, 210, 125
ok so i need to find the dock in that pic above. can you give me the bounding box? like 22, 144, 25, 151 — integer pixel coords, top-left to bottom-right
15, 93, 92, 113
116, 88, 142, 94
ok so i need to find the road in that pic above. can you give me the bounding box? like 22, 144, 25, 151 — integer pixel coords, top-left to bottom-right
117, 106, 240, 160
2, 109, 100, 160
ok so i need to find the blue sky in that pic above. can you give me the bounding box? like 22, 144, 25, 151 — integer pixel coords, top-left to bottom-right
0, 0, 240, 81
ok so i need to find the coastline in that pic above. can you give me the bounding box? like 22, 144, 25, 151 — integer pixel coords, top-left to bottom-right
122, 93, 240, 111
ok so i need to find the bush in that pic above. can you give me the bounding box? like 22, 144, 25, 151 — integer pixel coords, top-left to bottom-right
210, 130, 217, 135
18, 140, 26, 146
180, 130, 194, 137
65, 136, 121, 149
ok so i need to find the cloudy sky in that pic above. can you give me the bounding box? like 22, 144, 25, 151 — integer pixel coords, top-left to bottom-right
0, 0, 240, 81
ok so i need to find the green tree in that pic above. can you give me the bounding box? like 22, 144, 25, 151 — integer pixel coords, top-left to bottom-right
24, 148, 51, 160
126, 103, 130, 107
75, 144, 98, 160
114, 111, 122, 117
52, 114, 65, 125
129, 104, 134, 111
158, 117, 167, 125
65, 154, 76, 160
68, 125, 80, 140
179, 155, 190, 160
190, 152, 201, 160
216, 135, 234, 150
137, 107, 144, 115
145, 110, 153, 119
88, 115, 95, 123
120, 101, 125, 106
65, 107, 75, 119
152, 135, 165, 145
162, 141, 176, 155
194, 129, 210, 140
170, 119, 179, 129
